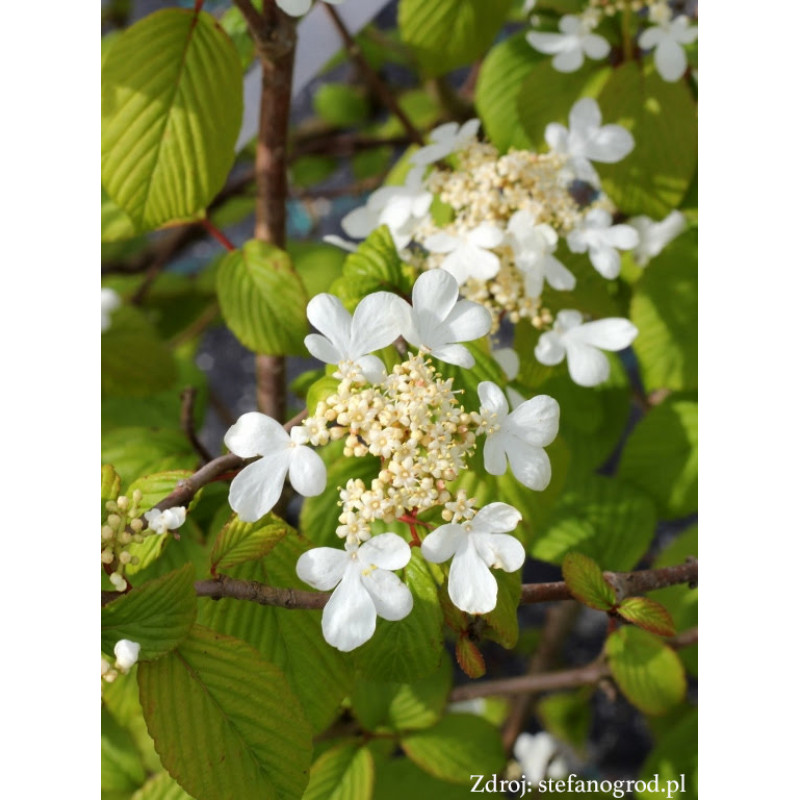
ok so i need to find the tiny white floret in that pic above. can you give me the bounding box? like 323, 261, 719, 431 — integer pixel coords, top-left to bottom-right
114, 639, 141, 671
144, 506, 186, 535
411, 119, 481, 167
526, 14, 610, 73
514, 732, 569, 784
639, 14, 698, 82
101, 288, 121, 332
566, 208, 638, 279
628, 211, 686, 266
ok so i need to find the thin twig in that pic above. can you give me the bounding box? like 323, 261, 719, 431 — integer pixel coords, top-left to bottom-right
324, 4, 424, 146
195, 574, 330, 609
180, 387, 214, 464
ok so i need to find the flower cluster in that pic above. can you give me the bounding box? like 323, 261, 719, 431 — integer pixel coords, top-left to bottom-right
225, 270, 561, 652
101, 492, 186, 591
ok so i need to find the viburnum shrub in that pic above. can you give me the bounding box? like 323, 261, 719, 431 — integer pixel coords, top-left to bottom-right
101, 0, 698, 798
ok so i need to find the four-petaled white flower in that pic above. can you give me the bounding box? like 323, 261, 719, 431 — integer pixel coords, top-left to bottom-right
101, 288, 121, 332
305, 292, 402, 383
421, 502, 525, 614
341, 167, 432, 250
628, 210, 687, 266
478, 382, 559, 491
506, 210, 576, 299
514, 732, 569, 784
534, 309, 638, 387
566, 208, 639, 279
276, 0, 343, 18
639, 14, 698, 83
425, 223, 504, 286
411, 119, 481, 167
296, 534, 413, 652
545, 98, 634, 188
396, 269, 491, 368
225, 413, 326, 522
114, 639, 141, 671
526, 15, 610, 73
144, 506, 187, 535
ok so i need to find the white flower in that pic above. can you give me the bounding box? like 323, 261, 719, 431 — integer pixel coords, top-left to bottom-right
628, 211, 686, 266
545, 98, 634, 188
478, 382, 559, 491
514, 732, 569, 783
421, 503, 525, 614
296, 534, 413, 652
425, 223, 504, 286
534, 309, 638, 387
101, 288, 121, 332
143, 506, 186, 535
493, 347, 520, 381
410, 119, 481, 167
566, 209, 638, 279
639, 15, 698, 82
396, 270, 491, 368
225, 413, 326, 522
526, 15, 610, 73
322, 234, 358, 253
506, 211, 576, 299
276, 0, 343, 18
341, 167, 432, 249
305, 292, 403, 382
114, 639, 141, 671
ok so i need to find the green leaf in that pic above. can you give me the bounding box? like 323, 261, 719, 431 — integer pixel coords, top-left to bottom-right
475, 32, 538, 153
217, 239, 309, 356
618, 597, 676, 637
101, 564, 197, 660
596, 63, 697, 217
351, 657, 452, 733
290, 155, 339, 188
373, 755, 471, 800
138, 624, 313, 800
399, 0, 514, 77
561, 552, 616, 610
210, 512, 292, 574
300, 440, 381, 548
517, 62, 612, 146
352, 146, 393, 180
330, 226, 414, 309
531, 475, 656, 571
131, 772, 195, 800
313, 84, 369, 127
102, 186, 138, 243
617, 398, 698, 520
102, 8, 243, 232
101, 427, 197, 488
288, 240, 347, 298
605, 626, 686, 716
102, 465, 122, 509
102, 305, 178, 397
630, 230, 698, 392
637, 709, 698, 800
102, 705, 147, 796
302, 743, 374, 800
400, 714, 505, 784
197, 536, 352, 734
537, 690, 593, 753
483, 568, 521, 648
354, 549, 444, 682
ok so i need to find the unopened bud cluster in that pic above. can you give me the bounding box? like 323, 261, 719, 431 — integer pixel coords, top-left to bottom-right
101, 491, 146, 590
303, 353, 486, 546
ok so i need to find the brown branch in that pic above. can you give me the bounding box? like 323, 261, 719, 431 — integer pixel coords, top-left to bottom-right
195, 574, 330, 609
180, 387, 214, 464
291, 133, 411, 160
324, 4, 424, 146
449, 627, 698, 702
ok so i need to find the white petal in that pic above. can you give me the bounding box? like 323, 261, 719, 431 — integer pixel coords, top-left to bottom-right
288, 446, 327, 497
552, 46, 584, 73
448, 542, 498, 614
430, 122, 459, 143
228, 453, 289, 522
462, 244, 501, 281
469, 223, 504, 249
296, 547, 348, 590
526, 31, 570, 56
494, 347, 520, 380
588, 243, 622, 279
534, 331, 566, 366
564, 341, 611, 386
568, 98, 602, 137
430, 343, 474, 367
350, 292, 403, 357
604, 224, 639, 250
472, 532, 526, 572
507, 442, 553, 490
545, 123, 569, 155
472, 502, 522, 534
322, 234, 358, 253
483, 434, 509, 476
571, 318, 638, 350
478, 381, 509, 417
523, 268, 545, 300
304, 332, 342, 365
224, 412, 289, 458
276, 0, 312, 15
411, 141, 453, 166
566, 229, 588, 254
358, 533, 411, 571
362, 569, 413, 621
421, 524, 466, 563
341, 205, 378, 239
307, 294, 352, 356
639, 25, 663, 50
445, 300, 492, 342
410, 269, 459, 344
555, 309, 585, 330
544, 256, 577, 291
584, 124, 634, 163
508, 395, 560, 447
425, 232, 459, 254
322, 565, 377, 652
655, 38, 687, 82
355, 355, 388, 384
582, 33, 611, 60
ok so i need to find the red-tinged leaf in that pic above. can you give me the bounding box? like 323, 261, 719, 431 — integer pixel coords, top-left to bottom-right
618, 597, 676, 638
456, 637, 486, 679
561, 552, 616, 611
